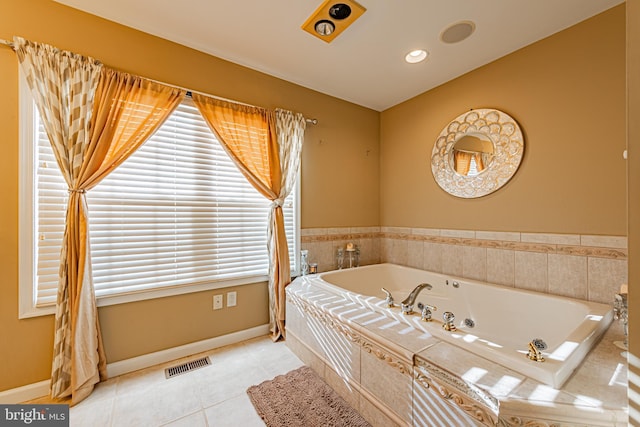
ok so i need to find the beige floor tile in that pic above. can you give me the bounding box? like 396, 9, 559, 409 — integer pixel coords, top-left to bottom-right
195, 362, 272, 408
204, 394, 265, 427
112, 373, 202, 426
161, 410, 208, 427
64, 335, 307, 426
70, 396, 114, 427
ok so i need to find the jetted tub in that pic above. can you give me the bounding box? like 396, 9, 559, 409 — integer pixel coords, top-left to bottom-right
312, 263, 613, 388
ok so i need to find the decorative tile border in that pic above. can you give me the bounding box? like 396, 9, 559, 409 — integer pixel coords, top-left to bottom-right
391, 234, 627, 260
286, 292, 360, 344
361, 338, 413, 378
302, 227, 627, 260
301, 226, 380, 243
414, 357, 499, 426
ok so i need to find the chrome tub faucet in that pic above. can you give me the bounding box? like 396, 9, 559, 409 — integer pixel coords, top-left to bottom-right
401, 283, 432, 315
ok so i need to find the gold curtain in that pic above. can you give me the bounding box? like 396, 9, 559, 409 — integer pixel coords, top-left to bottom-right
15, 37, 185, 404
192, 94, 301, 341
474, 152, 485, 172
83, 68, 185, 188
454, 150, 473, 175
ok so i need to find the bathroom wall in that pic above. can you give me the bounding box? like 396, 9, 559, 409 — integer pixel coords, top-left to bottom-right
627, 1, 640, 424
0, 0, 379, 392
380, 5, 626, 236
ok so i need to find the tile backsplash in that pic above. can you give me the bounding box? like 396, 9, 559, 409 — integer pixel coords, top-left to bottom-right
300, 226, 627, 304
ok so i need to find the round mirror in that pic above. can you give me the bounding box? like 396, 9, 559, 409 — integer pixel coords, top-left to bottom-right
431, 108, 524, 198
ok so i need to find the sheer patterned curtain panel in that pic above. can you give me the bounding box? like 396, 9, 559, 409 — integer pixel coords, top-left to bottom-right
14, 36, 185, 405
192, 94, 305, 340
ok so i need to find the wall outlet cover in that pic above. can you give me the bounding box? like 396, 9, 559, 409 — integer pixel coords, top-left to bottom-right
227, 291, 237, 307
213, 294, 223, 310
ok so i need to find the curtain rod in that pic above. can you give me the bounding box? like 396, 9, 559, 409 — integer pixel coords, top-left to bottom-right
1, 37, 318, 125
182, 91, 317, 125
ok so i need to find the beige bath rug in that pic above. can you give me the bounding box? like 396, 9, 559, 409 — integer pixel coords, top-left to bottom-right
246, 365, 371, 427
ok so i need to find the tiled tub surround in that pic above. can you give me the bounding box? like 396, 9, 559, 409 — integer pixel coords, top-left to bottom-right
285, 268, 628, 426
301, 227, 382, 272
300, 227, 627, 305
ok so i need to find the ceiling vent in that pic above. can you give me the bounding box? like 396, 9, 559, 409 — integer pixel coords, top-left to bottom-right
301, 0, 366, 43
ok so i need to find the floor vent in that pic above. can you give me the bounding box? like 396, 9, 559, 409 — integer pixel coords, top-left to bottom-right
164, 356, 211, 379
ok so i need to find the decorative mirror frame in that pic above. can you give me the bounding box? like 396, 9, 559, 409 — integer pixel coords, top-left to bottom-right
430, 108, 524, 198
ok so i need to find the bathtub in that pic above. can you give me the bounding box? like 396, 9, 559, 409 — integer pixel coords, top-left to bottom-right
310, 263, 613, 389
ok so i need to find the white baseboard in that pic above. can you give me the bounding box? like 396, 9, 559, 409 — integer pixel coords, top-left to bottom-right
0, 380, 50, 404
0, 324, 270, 404
106, 324, 270, 377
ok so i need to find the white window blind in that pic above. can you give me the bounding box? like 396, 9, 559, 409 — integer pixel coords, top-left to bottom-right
34, 96, 297, 307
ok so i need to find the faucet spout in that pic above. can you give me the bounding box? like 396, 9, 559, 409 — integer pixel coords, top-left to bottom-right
400, 283, 432, 315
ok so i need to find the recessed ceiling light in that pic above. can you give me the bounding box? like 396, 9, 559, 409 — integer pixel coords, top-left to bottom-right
314, 20, 336, 36
440, 21, 476, 44
405, 49, 428, 64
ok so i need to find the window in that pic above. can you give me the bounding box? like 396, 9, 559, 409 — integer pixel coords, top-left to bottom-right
19, 77, 299, 318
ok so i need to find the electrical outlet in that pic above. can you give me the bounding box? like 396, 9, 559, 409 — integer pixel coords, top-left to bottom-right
227, 291, 237, 307
213, 294, 223, 310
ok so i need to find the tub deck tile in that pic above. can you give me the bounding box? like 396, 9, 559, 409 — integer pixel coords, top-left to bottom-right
355, 310, 441, 358
558, 322, 627, 411
416, 342, 526, 399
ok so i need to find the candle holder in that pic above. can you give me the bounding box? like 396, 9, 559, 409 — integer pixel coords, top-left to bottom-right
345, 242, 358, 268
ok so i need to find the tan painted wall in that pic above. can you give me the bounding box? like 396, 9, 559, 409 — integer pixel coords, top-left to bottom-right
380, 5, 626, 235
0, 0, 379, 391
627, 0, 639, 423
98, 283, 269, 363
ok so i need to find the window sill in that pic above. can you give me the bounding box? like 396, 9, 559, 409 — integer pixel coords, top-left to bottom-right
19, 274, 269, 319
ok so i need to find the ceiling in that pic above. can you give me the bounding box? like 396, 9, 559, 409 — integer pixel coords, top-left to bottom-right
54, 0, 623, 111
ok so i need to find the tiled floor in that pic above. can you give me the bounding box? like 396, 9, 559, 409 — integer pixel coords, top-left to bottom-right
69, 336, 304, 426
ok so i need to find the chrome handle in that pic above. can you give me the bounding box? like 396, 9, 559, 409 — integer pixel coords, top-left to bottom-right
381, 288, 395, 308
417, 302, 437, 322
442, 311, 457, 331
